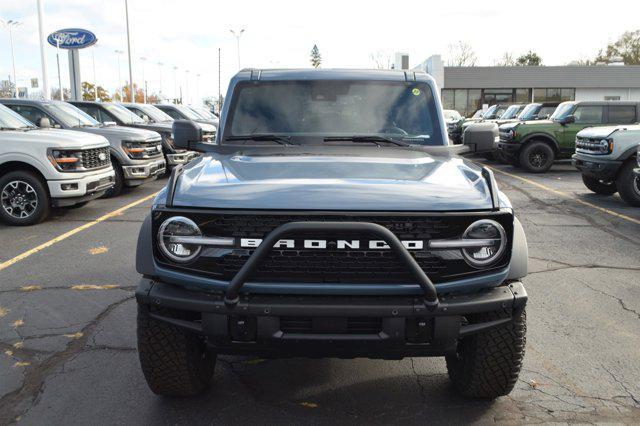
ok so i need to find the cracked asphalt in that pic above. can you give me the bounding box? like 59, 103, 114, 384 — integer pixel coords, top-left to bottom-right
1, 161, 639, 425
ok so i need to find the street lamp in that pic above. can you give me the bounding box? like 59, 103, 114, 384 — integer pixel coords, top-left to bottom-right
196, 73, 201, 104
140, 56, 147, 103
173, 65, 178, 103
115, 50, 124, 101
124, 0, 134, 102
92, 45, 99, 101
36, 0, 50, 99
1, 19, 22, 98
229, 28, 245, 69
157, 62, 163, 99
185, 69, 190, 105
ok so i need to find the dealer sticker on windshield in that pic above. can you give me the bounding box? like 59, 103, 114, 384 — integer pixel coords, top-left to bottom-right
411, 88, 421, 96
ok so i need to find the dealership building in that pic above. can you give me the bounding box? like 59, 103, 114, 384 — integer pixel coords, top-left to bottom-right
414, 55, 640, 117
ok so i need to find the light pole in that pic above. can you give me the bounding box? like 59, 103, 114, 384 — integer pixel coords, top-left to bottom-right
157, 62, 163, 100
54, 36, 63, 100
196, 73, 201, 104
173, 65, 178, 103
1, 19, 22, 98
185, 69, 190, 105
124, 0, 134, 102
36, 0, 50, 99
92, 46, 98, 100
115, 49, 124, 100
229, 28, 245, 69
140, 56, 147, 103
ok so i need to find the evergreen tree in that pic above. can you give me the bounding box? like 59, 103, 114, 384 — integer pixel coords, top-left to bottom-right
310, 45, 322, 68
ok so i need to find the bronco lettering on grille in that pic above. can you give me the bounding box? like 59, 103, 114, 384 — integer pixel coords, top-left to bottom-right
239, 238, 424, 250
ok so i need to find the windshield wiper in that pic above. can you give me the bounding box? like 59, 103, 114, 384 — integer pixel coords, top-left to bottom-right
225, 133, 296, 145
323, 135, 411, 147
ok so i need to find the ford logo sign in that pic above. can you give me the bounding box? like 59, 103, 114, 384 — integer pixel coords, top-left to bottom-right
98, 152, 107, 161
47, 28, 97, 49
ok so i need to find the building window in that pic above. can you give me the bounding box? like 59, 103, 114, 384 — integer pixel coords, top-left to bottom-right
534, 88, 575, 102
604, 96, 621, 101
442, 89, 454, 110
515, 89, 530, 103
467, 90, 481, 116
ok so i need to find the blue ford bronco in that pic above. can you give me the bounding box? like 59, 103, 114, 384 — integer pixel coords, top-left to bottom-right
135, 69, 529, 399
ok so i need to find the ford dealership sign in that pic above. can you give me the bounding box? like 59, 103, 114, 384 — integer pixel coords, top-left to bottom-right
47, 28, 97, 49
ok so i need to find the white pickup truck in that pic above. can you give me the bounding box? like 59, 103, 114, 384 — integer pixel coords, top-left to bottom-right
0, 104, 115, 225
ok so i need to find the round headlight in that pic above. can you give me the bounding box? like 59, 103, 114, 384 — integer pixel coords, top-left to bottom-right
461, 219, 506, 268
158, 216, 202, 262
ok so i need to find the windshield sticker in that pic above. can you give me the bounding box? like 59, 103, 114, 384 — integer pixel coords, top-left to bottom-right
411, 88, 421, 96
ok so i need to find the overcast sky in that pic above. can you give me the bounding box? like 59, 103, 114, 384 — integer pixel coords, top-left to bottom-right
0, 0, 637, 103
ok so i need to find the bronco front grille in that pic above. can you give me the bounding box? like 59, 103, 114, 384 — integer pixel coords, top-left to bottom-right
80, 147, 111, 170
152, 211, 513, 285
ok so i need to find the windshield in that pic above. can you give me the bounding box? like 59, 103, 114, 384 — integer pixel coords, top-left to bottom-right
135, 104, 174, 122
471, 110, 483, 119
517, 103, 541, 120
550, 102, 575, 121
190, 106, 216, 120
0, 104, 35, 129
174, 104, 203, 120
225, 80, 443, 145
443, 110, 461, 121
45, 102, 99, 128
482, 105, 498, 119
104, 103, 146, 124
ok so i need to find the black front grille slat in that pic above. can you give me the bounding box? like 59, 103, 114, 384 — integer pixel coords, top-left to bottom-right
81, 147, 110, 170
280, 317, 382, 334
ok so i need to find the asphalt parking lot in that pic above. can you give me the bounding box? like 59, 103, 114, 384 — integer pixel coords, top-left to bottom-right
0, 161, 639, 425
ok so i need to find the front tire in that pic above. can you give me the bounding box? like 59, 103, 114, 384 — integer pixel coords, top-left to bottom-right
616, 160, 640, 207
519, 141, 554, 173
581, 175, 617, 195
0, 171, 50, 226
137, 305, 216, 396
102, 161, 123, 198
446, 308, 526, 399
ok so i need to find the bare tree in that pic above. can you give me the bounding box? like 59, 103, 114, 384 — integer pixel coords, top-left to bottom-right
446, 41, 477, 67
369, 50, 392, 69
495, 52, 516, 66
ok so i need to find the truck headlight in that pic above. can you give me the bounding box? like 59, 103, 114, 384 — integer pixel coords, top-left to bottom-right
461, 219, 507, 268
48, 149, 81, 171
122, 141, 148, 159
158, 216, 202, 262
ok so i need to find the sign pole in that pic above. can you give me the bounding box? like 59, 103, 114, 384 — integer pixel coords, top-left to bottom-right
55, 38, 62, 100
124, 0, 134, 102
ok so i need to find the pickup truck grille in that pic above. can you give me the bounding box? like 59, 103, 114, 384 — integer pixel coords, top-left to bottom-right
154, 211, 514, 285
80, 147, 111, 170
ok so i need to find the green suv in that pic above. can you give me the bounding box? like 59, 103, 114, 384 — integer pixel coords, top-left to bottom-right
498, 101, 640, 173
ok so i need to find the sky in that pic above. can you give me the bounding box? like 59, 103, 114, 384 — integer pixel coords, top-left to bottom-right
0, 0, 638, 104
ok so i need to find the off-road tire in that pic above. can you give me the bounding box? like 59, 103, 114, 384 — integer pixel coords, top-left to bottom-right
616, 160, 640, 207
446, 308, 526, 399
137, 305, 216, 396
581, 175, 617, 195
0, 171, 50, 226
102, 160, 123, 198
519, 141, 554, 173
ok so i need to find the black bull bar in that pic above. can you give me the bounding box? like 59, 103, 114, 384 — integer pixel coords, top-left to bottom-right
223, 221, 440, 308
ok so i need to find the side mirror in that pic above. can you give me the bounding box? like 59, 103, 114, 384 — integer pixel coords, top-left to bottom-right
38, 117, 51, 128
462, 122, 498, 153
560, 115, 575, 125
172, 119, 203, 150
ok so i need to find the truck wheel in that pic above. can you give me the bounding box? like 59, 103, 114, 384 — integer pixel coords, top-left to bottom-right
581, 175, 617, 195
0, 171, 50, 226
519, 141, 554, 173
616, 160, 640, 207
102, 162, 123, 198
446, 308, 526, 399
137, 305, 216, 396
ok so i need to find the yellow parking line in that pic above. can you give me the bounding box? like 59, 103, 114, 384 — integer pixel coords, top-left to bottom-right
0, 191, 159, 273
488, 166, 640, 226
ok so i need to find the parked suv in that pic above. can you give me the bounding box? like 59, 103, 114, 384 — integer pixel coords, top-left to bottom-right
461, 104, 509, 135
0, 104, 114, 225
135, 69, 529, 399
517, 102, 560, 122
443, 109, 464, 143
1, 99, 165, 197
155, 103, 219, 127
68, 101, 201, 170
498, 101, 640, 173
573, 125, 640, 206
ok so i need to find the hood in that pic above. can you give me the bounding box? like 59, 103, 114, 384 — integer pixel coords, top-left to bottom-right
79, 125, 161, 141
195, 121, 217, 133
1, 128, 109, 149
170, 147, 495, 211
132, 121, 173, 133
195, 119, 219, 128
577, 124, 640, 139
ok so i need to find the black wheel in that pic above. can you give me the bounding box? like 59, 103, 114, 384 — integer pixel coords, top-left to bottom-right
519, 141, 554, 173
102, 161, 123, 198
0, 171, 50, 226
137, 305, 216, 396
616, 160, 640, 207
446, 308, 526, 399
581, 175, 617, 195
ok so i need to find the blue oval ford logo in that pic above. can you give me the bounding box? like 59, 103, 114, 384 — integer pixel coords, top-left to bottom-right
47, 28, 97, 49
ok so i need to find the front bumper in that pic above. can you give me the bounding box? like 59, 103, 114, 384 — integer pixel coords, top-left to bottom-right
122, 158, 166, 185
166, 151, 198, 167
48, 167, 115, 204
136, 279, 527, 358
497, 141, 522, 157
572, 153, 622, 180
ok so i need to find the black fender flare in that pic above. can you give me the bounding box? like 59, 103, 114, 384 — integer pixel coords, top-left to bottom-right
136, 213, 155, 276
